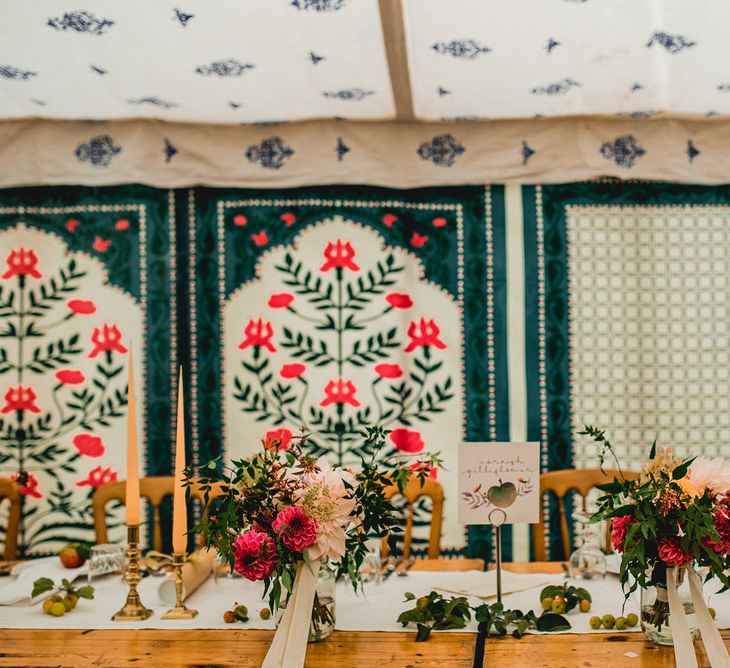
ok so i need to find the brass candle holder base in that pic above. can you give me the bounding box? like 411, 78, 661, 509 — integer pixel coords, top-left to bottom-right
112, 524, 153, 621
161, 552, 198, 619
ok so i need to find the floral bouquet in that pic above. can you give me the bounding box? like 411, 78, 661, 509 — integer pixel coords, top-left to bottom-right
584, 426, 730, 662
188, 426, 439, 667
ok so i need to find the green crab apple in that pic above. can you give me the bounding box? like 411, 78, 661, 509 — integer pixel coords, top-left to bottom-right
487, 480, 518, 508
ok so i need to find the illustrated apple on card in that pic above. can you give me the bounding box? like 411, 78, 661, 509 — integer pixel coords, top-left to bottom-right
458, 442, 541, 525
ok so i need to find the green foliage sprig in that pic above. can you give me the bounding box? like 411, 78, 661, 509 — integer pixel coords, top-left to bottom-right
32, 576, 94, 601
397, 590, 571, 642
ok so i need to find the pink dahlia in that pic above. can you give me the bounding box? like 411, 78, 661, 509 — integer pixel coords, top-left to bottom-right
233, 531, 278, 581
658, 538, 693, 567
611, 515, 634, 553
272, 506, 318, 553
704, 507, 730, 554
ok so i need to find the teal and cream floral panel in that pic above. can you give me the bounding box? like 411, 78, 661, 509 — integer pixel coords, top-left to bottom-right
0, 187, 176, 556
522, 181, 730, 559
190, 186, 509, 557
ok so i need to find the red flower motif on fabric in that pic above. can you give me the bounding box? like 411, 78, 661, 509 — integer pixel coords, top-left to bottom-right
320, 240, 360, 272
320, 378, 361, 407
67, 299, 97, 315
382, 214, 398, 228
251, 231, 269, 247
432, 217, 447, 228
263, 428, 294, 451
268, 293, 294, 309
280, 212, 296, 227
238, 319, 276, 353
12, 473, 42, 499
233, 215, 248, 227
72, 433, 106, 458
390, 428, 425, 454
374, 363, 403, 379
385, 293, 413, 309
93, 236, 111, 252
89, 324, 128, 358
76, 465, 118, 488
404, 318, 447, 352
1, 386, 41, 414
234, 530, 278, 581
115, 219, 130, 231
2, 248, 42, 280
657, 538, 693, 567
66, 218, 80, 233
410, 232, 429, 248
280, 363, 306, 379
409, 461, 438, 480
273, 506, 318, 553
55, 369, 86, 385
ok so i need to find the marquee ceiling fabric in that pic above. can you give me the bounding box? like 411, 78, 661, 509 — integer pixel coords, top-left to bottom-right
2, 0, 730, 125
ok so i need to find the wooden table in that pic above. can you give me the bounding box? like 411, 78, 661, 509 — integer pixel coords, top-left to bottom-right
1, 561, 727, 667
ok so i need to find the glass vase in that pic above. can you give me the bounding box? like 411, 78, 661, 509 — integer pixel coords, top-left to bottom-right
276, 564, 336, 643
640, 565, 698, 645
568, 510, 607, 579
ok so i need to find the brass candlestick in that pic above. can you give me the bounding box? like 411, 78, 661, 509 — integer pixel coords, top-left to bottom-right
112, 524, 153, 621
161, 552, 198, 619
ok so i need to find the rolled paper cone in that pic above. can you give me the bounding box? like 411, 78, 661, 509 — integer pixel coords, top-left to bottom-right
158, 548, 216, 605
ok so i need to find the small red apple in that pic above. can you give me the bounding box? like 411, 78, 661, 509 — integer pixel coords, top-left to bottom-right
58, 543, 88, 569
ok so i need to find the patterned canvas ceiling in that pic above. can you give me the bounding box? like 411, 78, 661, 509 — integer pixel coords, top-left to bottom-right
0, 0, 728, 124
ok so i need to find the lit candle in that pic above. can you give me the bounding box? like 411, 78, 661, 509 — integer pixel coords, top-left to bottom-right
172, 368, 187, 554
125, 347, 140, 526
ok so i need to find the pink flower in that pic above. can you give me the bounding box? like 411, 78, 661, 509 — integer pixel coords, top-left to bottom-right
115, 219, 130, 231
263, 428, 293, 451
3, 248, 42, 280
268, 293, 294, 309
93, 236, 111, 252
233, 214, 247, 227
72, 433, 106, 458
611, 515, 634, 552
1, 386, 41, 414
704, 507, 730, 554
375, 363, 403, 379
320, 240, 360, 272
66, 219, 80, 232
238, 319, 276, 353
89, 324, 128, 358
67, 299, 97, 315
76, 466, 118, 488
12, 473, 42, 499
280, 363, 306, 379
320, 378, 360, 407
658, 538, 693, 567
385, 293, 413, 309
382, 214, 397, 228
405, 318, 447, 353
432, 217, 447, 228
280, 212, 296, 227
272, 506, 318, 553
390, 428, 425, 454
233, 531, 278, 581
55, 369, 86, 385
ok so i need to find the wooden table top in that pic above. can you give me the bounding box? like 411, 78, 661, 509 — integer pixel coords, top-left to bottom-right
0, 560, 727, 667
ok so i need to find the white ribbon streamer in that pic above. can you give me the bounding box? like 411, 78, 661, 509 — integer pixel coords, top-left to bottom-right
687, 568, 730, 668
262, 559, 322, 668
666, 566, 699, 668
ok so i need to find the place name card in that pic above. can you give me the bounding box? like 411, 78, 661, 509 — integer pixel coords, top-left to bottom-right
458, 442, 540, 525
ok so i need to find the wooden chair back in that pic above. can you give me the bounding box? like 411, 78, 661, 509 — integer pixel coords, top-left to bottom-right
531, 468, 639, 561
382, 476, 444, 560
92, 476, 225, 551
0, 478, 21, 561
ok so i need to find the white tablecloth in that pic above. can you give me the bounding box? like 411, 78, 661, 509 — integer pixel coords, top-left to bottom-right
1, 564, 729, 635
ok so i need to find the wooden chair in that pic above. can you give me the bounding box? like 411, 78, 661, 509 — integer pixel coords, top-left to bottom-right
0, 478, 21, 561
92, 476, 225, 551
531, 468, 639, 561
382, 476, 444, 560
